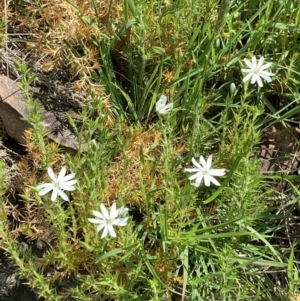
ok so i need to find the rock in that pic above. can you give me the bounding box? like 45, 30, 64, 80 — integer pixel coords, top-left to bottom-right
0, 75, 30, 145
0, 75, 81, 151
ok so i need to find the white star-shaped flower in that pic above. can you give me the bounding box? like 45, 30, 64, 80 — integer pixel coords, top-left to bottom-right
88, 202, 129, 238
156, 95, 173, 115
185, 155, 226, 187
241, 56, 275, 87
37, 166, 77, 202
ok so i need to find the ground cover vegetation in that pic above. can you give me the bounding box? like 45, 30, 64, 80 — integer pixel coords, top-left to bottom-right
0, 0, 300, 300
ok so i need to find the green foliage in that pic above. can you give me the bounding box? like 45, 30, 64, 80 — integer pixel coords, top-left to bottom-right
0, 16, 5, 46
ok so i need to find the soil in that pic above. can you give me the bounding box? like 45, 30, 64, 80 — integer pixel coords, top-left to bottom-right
0, 250, 41, 301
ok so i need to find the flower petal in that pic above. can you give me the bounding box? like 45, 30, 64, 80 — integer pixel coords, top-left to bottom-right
260, 62, 272, 70
118, 207, 129, 217
110, 202, 119, 219
188, 172, 202, 181
194, 174, 203, 187
241, 68, 252, 74
101, 225, 109, 238
156, 95, 167, 111
51, 188, 59, 202
100, 204, 110, 220
260, 69, 275, 76
107, 224, 116, 237
199, 156, 207, 168
60, 184, 76, 191
209, 168, 226, 176
203, 175, 211, 187
206, 156, 212, 170
113, 217, 128, 226
243, 73, 253, 83
161, 103, 173, 114
257, 56, 265, 69
207, 175, 221, 186
184, 168, 201, 173
38, 186, 53, 196
57, 189, 69, 201
259, 73, 272, 82
57, 166, 67, 182
250, 74, 257, 84
260, 74, 272, 83
192, 157, 203, 169
61, 173, 76, 182
88, 218, 103, 224
256, 75, 263, 87
244, 58, 252, 69
92, 210, 105, 220
96, 223, 106, 234
158, 95, 167, 106
47, 167, 57, 182
251, 56, 257, 68
37, 183, 53, 189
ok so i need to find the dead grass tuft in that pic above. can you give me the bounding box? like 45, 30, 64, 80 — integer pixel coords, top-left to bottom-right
17, 130, 66, 189
104, 126, 164, 206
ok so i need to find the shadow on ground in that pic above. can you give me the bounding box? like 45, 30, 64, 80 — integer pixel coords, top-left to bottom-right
0, 250, 42, 301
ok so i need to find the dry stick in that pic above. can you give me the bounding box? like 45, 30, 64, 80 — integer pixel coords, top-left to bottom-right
214, 0, 234, 35
0, 144, 22, 157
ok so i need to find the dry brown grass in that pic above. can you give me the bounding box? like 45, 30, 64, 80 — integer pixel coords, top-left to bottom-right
104, 126, 163, 206
0, 130, 67, 244
6, 0, 122, 89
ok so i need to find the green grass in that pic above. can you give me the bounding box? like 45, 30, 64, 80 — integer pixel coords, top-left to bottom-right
1, 0, 300, 300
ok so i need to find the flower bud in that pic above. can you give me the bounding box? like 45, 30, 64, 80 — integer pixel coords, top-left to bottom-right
230, 83, 236, 95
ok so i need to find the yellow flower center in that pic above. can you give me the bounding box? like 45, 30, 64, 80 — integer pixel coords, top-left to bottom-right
54, 181, 60, 188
